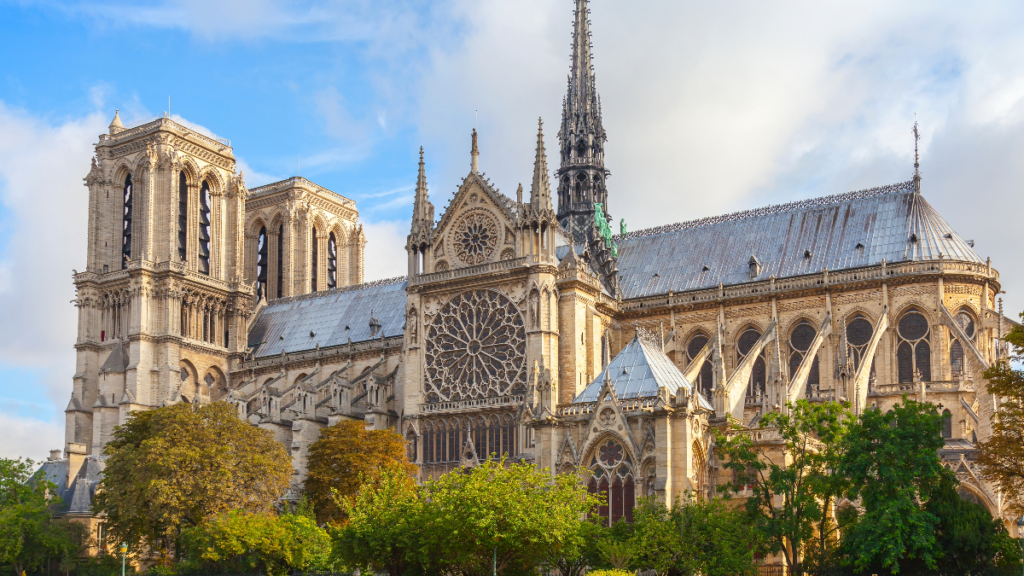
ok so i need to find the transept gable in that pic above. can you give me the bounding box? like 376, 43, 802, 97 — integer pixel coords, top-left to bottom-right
577, 377, 641, 463
432, 173, 518, 270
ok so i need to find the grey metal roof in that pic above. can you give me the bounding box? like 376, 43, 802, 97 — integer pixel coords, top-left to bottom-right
35, 457, 105, 514
249, 277, 408, 358
614, 182, 983, 299
573, 336, 712, 409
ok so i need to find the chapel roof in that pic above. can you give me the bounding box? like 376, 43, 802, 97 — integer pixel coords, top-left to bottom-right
35, 457, 105, 516
613, 181, 982, 299
248, 276, 408, 358
573, 336, 713, 410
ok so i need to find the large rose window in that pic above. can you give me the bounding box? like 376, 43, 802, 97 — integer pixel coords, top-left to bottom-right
454, 211, 499, 265
424, 289, 526, 403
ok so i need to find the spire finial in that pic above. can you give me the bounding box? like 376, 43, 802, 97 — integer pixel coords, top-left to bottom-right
912, 117, 922, 194
471, 128, 479, 173
410, 146, 433, 237
109, 109, 124, 135
530, 117, 553, 211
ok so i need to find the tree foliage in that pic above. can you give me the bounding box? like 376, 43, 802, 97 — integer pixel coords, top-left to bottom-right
0, 458, 87, 576
93, 402, 291, 560
978, 311, 1024, 517
716, 400, 852, 574
304, 419, 416, 526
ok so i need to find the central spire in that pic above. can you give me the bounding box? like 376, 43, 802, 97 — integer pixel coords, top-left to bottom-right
557, 0, 609, 244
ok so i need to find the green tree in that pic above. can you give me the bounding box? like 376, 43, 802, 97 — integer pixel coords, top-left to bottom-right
0, 458, 86, 576
839, 398, 953, 574
628, 495, 757, 576
93, 402, 292, 561
419, 458, 596, 576
331, 464, 423, 576
978, 312, 1024, 517
304, 419, 417, 525
716, 400, 852, 574
178, 510, 333, 576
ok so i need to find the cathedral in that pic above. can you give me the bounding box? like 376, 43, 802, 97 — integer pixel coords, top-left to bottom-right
45, 0, 1020, 546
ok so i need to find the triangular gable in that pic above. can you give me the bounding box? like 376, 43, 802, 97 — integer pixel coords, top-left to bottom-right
577, 376, 641, 463
434, 171, 517, 235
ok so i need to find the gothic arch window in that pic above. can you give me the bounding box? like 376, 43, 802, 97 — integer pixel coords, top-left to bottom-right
276, 223, 284, 298
586, 438, 635, 526
311, 227, 318, 292
941, 409, 952, 439
575, 173, 587, 202
949, 309, 976, 379
256, 227, 268, 301
420, 414, 518, 464
686, 332, 714, 399
846, 314, 875, 372
121, 174, 133, 268
789, 320, 820, 393
897, 308, 931, 383
178, 172, 188, 261
327, 232, 337, 289
737, 327, 766, 399
198, 180, 211, 275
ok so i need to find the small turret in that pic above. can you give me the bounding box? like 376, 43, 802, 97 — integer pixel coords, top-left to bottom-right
108, 109, 124, 135
407, 147, 434, 277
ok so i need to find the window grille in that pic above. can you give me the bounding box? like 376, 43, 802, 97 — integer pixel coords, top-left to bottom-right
327, 233, 337, 289
256, 227, 267, 300
311, 227, 318, 292
178, 172, 188, 261
121, 175, 132, 268
737, 327, 766, 398
789, 321, 820, 392
198, 181, 211, 275
897, 310, 931, 382
586, 439, 635, 525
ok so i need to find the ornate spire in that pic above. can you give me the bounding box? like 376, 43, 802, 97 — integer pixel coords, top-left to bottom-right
912, 119, 921, 194
411, 147, 434, 234
470, 128, 479, 174
530, 118, 553, 212
556, 0, 610, 243
108, 109, 124, 135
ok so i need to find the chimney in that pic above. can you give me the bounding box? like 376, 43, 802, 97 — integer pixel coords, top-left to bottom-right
65, 443, 88, 486
48, 449, 62, 461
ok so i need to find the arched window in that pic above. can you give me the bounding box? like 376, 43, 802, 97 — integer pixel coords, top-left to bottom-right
941, 409, 952, 439
276, 224, 284, 298
121, 174, 133, 268
198, 181, 211, 275
686, 333, 714, 399
950, 310, 976, 379
586, 439, 635, 526
311, 227, 318, 292
897, 309, 931, 383
789, 321, 820, 393
327, 233, 338, 289
846, 315, 874, 371
737, 327, 766, 399
256, 227, 268, 301
177, 172, 188, 261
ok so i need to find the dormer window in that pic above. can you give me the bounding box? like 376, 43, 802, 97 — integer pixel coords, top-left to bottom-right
803, 249, 812, 259
748, 254, 762, 279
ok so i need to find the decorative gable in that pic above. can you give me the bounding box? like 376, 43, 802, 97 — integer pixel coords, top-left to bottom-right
433, 173, 518, 271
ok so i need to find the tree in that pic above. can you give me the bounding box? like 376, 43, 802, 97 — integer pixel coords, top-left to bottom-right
419, 458, 596, 576
628, 495, 757, 576
93, 402, 291, 561
178, 510, 333, 576
331, 464, 423, 576
716, 400, 853, 574
304, 419, 417, 525
978, 312, 1024, 517
0, 458, 87, 576
839, 398, 953, 574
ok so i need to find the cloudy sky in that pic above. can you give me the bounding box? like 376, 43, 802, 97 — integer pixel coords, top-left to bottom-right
1, 0, 1022, 460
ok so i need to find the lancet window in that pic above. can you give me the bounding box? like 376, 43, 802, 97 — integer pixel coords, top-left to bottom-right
256, 227, 268, 301
686, 332, 714, 399
311, 227, 318, 292
121, 174, 133, 268
198, 181, 211, 275
327, 232, 337, 289
846, 315, 874, 372
421, 413, 518, 464
737, 327, 766, 399
276, 224, 284, 298
178, 172, 188, 261
949, 309, 975, 379
586, 439, 636, 526
941, 409, 953, 439
789, 320, 820, 393
897, 309, 931, 383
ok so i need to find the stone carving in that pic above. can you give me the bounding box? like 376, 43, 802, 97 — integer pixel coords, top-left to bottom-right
453, 211, 498, 265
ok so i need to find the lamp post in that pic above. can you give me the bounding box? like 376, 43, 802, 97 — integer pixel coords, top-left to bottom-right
120, 542, 127, 576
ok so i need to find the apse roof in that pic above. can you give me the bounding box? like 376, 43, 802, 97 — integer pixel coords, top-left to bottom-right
614, 182, 983, 299
573, 336, 713, 409
248, 277, 408, 358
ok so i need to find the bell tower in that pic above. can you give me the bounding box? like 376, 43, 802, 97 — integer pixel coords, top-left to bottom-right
69, 112, 253, 456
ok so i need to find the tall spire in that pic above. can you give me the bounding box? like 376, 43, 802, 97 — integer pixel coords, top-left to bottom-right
557, 0, 609, 243
411, 147, 434, 233
912, 119, 921, 194
530, 118, 553, 211
470, 128, 479, 174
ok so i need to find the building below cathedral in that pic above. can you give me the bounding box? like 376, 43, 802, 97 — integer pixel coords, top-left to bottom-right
47, 0, 1021, 554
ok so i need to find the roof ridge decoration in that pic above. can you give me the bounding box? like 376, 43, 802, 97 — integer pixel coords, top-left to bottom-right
616, 180, 915, 241
269, 275, 408, 305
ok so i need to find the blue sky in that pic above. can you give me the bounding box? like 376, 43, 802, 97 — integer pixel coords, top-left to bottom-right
2, 0, 1023, 460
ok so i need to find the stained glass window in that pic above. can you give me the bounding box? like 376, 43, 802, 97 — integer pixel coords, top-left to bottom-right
897, 310, 931, 382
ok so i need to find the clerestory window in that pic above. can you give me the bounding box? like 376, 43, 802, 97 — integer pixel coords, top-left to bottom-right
177, 172, 188, 261
950, 309, 975, 379
789, 320, 820, 394
737, 327, 766, 399
897, 309, 931, 383
686, 332, 714, 399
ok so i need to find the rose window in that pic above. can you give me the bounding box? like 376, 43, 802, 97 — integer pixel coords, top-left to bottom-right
599, 440, 623, 466
424, 289, 526, 403
454, 212, 498, 265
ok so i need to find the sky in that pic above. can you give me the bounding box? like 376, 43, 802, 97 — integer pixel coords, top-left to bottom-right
1, 0, 1022, 460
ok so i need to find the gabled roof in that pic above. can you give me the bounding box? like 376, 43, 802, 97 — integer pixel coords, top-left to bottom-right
433, 171, 518, 235
248, 277, 407, 358
573, 336, 712, 409
614, 182, 983, 299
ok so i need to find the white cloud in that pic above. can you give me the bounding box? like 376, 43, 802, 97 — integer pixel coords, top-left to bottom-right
362, 219, 408, 281
0, 412, 64, 461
